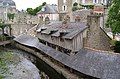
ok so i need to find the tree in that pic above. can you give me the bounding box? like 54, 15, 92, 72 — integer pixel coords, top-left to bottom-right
114, 41, 120, 53
72, 6, 79, 11
26, 2, 46, 16
106, 0, 120, 39
107, 0, 112, 8
42, 2, 46, 6
7, 13, 15, 21
72, 2, 79, 11
26, 8, 35, 15
0, 22, 11, 35
73, 2, 78, 6
0, 22, 6, 35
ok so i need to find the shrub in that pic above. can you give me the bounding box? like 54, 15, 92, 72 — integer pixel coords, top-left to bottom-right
114, 41, 120, 53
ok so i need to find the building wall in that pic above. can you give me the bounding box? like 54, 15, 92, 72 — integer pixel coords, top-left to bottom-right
0, 6, 17, 21
11, 24, 35, 36
86, 15, 111, 51
73, 9, 91, 23
58, 0, 73, 21
13, 13, 40, 24
79, 0, 107, 4
37, 14, 59, 21
37, 28, 87, 52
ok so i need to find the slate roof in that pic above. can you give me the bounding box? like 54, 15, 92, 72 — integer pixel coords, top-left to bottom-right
14, 35, 120, 79
37, 4, 58, 14
0, 0, 16, 7
73, 9, 91, 17
37, 22, 88, 39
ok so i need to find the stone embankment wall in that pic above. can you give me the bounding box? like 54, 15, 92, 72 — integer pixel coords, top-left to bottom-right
13, 42, 81, 79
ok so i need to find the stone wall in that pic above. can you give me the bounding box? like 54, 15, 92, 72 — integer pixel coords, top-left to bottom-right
11, 24, 35, 36
86, 15, 111, 51
73, 9, 92, 23
13, 13, 40, 24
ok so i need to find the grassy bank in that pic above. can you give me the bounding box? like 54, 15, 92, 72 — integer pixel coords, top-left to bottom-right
0, 50, 20, 79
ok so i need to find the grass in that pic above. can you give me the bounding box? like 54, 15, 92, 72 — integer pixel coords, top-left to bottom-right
110, 40, 116, 46
0, 51, 20, 79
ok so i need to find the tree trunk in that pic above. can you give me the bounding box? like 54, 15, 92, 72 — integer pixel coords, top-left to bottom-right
9, 27, 12, 36
2, 28, 4, 35
113, 33, 115, 39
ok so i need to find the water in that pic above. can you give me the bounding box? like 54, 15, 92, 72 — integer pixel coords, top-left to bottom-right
3, 47, 66, 79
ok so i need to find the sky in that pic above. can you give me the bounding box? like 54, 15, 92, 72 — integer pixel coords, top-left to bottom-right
13, 0, 57, 10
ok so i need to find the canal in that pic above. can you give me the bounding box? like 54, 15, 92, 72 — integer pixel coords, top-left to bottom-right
2, 44, 99, 79
3, 45, 66, 79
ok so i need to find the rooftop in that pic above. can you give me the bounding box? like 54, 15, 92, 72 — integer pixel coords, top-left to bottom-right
37, 4, 58, 14
0, 0, 16, 7
37, 22, 88, 39
14, 35, 120, 79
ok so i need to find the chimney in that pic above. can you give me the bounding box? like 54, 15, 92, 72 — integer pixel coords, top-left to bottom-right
86, 15, 111, 51
61, 15, 70, 28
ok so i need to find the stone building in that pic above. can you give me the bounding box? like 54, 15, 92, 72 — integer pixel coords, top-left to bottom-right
73, 0, 107, 5
36, 14, 111, 55
0, 0, 16, 21
37, 4, 59, 22
72, 9, 92, 23
13, 12, 40, 24
86, 15, 111, 51
37, 21, 88, 55
58, 0, 107, 22
58, 0, 73, 21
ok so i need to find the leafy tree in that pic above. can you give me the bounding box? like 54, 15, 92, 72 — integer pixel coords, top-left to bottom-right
72, 6, 79, 11
73, 2, 78, 6
26, 2, 46, 16
7, 13, 15, 21
26, 8, 35, 15
114, 41, 120, 53
0, 22, 6, 35
107, 0, 112, 8
0, 22, 11, 35
81, 5, 94, 9
72, 2, 79, 11
42, 2, 46, 6
106, 0, 120, 39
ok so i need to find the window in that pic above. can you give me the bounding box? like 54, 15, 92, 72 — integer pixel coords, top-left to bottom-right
93, 0, 98, 3
64, 6, 66, 11
62, 5, 67, 11
95, 0, 97, 3
60, 38, 64, 42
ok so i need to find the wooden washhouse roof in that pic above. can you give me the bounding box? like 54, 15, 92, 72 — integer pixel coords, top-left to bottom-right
37, 22, 88, 39
14, 35, 120, 79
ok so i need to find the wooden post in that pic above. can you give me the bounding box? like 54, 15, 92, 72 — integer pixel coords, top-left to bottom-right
55, 46, 58, 51
46, 42, 48, 46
